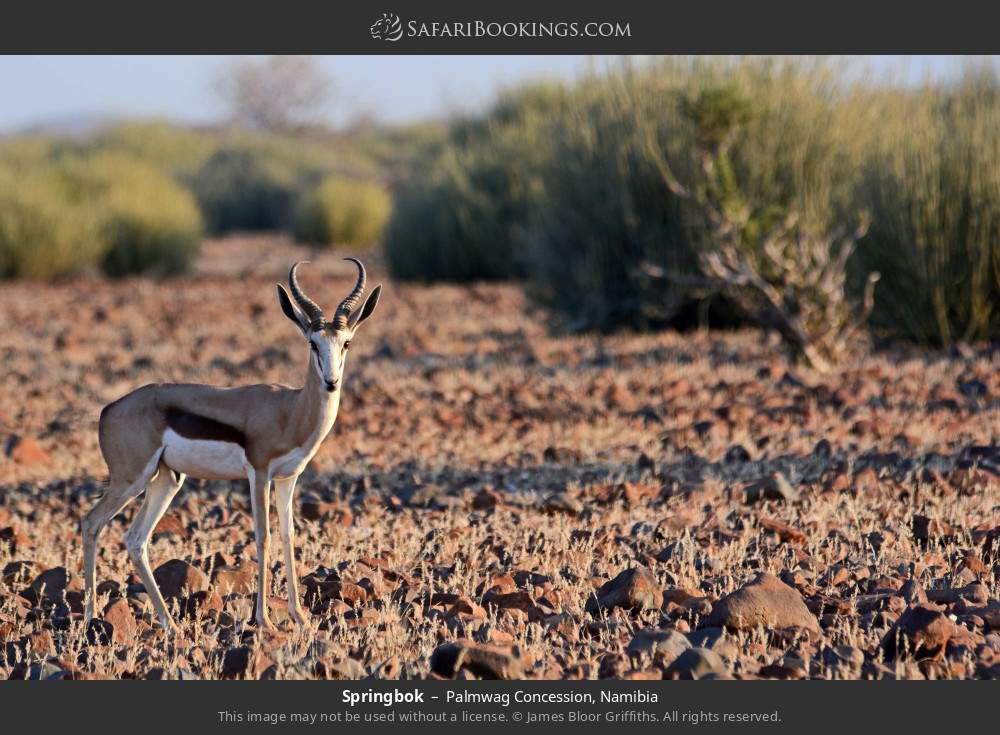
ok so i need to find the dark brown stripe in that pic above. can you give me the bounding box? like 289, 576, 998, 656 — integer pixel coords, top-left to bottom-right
164, 407, 246, 448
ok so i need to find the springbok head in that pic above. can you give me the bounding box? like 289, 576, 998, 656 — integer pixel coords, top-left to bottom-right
276, 259, 381, 392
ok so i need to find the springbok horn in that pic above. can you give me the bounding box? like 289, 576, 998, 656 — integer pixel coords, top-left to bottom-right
288, 261, 325, 331
332, 257, 366, 331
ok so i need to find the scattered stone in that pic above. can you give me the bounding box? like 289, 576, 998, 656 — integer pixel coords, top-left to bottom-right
743, 473, 799, 504
152, 559, 210, 600
899, 579, 928, 605
212, 565, 255, 595
585, 567, 663, 615
472, 487, 502, 510
320, 657, 366, 679
912, 515, 957, 544
663, 647, 728, 680
926, 583, 988, 606
21, 566, 69, 604
152, 514, 186, 540
85, 618, 115, 646
626, 628, 691, 663
0, 526, 30, 554
102, 598, 137, 643
221, 646, 254, 678
542, 491, 581, 516
759, 517, 807, 544
430, 640, 525, 679
4, 435, 50, 466
881, 604, 956, 660
705, 573, 819, 634
182, 589, 225, 619
2, 560, 35, 586
821, 644, 864, 675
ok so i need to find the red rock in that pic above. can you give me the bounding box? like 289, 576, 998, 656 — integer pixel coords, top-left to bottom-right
585, 566, 663, 615
853, 467, 879, 494
881, 604, 955, 660
5, 436, 50, 466
472, 488, 502, 510
483, 590, 536, 615
152, 559, 210, 600
212, 565, 255, 595
429, 640, 525, 679
926, 583, 988, 606
743, 473, 799, 504
912, 515, 957, 544
102, 598, 137, 643
320, 581, 366, 607
182, 589, 225, 619
759, 517, 807, 544
706, 573, 820, 634
662, 586, 701, 607
20, 566, 69, 604
152, 514, 186, 540
0, 526, 31, 553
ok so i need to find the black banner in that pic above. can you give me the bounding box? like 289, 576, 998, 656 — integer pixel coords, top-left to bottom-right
1, 0, 999, 53
0, 680, 996, 732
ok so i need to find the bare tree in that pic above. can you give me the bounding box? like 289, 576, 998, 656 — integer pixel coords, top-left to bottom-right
213, 56, 334, 133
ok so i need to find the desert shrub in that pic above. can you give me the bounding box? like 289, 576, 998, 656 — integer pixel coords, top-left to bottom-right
0, 170, 102, 280
58, 153, 203, 277
383, 82, 573, 282
87, 121, 216, 176
187, 147, 301, 234
293, 176, 391, 247
0, 136, 61, 171
521, 59, 875, 333
854, 71, 1000, 346
517, 69, 698, 330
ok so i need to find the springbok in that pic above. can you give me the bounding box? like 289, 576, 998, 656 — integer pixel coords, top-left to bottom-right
82, 259, 381, 633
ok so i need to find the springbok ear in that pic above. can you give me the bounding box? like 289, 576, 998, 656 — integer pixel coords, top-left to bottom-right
276, 284, 309, 335
349, 284, 382, 330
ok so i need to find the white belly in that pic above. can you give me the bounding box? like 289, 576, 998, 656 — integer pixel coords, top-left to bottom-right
161, 428, 248, 480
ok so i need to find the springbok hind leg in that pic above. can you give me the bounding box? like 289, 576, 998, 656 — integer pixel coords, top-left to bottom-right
82, 482, 142, 622
124, 463, 185, 632
82, 452, 163, 623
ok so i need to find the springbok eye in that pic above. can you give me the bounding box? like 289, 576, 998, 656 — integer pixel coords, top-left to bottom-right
309, 342, 318, 353
343, 341, 352, 351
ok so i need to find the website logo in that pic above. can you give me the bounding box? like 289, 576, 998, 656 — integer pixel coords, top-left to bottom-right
370, 12, 404, 42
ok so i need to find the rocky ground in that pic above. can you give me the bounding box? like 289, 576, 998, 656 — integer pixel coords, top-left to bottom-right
1, 236, 999, 680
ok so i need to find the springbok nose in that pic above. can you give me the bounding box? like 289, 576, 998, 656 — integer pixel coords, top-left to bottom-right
325, 379, 338, 392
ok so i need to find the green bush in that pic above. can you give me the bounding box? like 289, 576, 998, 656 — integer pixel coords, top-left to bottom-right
0, 170, 103, 280
59, 153, 203, 277
522, 59, 873, 332
293, 176, 391, 247
384, 83, 567, 282
516, 69, 697, 330
854, 72, 1000, 345
87, 121, 216, 176
187, 147, 300, 234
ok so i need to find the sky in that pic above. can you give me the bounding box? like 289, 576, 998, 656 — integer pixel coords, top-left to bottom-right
0, 55, 973, 134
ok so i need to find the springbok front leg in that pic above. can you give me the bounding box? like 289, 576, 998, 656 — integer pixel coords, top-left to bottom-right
124, 464, 185, 632
274, 475, 307, 626
248, 467, 275, 632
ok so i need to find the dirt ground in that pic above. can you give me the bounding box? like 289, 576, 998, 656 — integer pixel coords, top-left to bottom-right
1, 237, 999, 680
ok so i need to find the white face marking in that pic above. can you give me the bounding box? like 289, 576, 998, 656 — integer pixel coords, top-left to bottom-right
161, 429, 247, 481
309, 329, 352, 391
